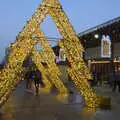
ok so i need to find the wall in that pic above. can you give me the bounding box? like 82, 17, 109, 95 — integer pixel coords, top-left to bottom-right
114, 42, 120, 57
85, 42, 120, 59
85, 47, 101, 59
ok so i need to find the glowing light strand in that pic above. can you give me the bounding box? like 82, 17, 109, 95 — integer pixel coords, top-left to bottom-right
0, 0, 101, 108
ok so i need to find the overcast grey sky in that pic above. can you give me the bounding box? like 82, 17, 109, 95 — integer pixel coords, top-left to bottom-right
0, 0, 120, 62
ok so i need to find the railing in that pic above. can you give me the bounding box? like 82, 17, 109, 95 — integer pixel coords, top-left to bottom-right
88, 60, 120, 86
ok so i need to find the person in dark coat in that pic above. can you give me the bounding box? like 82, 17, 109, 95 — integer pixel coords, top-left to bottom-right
112, 71, 120, 92
25, 68, 33, 89
32, 68, 42, 95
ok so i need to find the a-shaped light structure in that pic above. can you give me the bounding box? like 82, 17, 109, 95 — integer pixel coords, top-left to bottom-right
0, 0, 100, 108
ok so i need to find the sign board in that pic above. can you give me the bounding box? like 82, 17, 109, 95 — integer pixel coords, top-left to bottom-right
101, 35, 111, 58
59, 48, 66, 61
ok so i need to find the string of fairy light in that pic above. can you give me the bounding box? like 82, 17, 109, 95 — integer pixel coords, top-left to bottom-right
0, 0, 101, 108
49, 6, 100, 107
31, 49, 52, 92
32, 29, 68, 93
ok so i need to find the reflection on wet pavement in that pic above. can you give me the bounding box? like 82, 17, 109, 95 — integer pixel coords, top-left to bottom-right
0, 81, 120, 120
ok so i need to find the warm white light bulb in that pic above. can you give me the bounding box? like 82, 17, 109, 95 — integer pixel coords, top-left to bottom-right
94, 34, 99, 39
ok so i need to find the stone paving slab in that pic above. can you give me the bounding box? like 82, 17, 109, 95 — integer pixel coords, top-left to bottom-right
0, 81, 120, 120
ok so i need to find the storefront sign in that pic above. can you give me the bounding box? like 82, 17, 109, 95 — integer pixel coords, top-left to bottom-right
101, 35, 111, 58
59, 48, 66, 61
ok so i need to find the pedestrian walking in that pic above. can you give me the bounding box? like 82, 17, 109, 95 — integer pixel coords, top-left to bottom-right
25, 68, 33, 89
112, 71, 120, 92
32, 68, 42, 96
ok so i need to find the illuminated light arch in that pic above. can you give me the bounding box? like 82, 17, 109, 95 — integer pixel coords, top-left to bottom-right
0, 0, 101, 108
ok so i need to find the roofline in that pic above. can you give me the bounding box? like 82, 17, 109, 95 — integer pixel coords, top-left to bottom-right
78, 16, 120, 37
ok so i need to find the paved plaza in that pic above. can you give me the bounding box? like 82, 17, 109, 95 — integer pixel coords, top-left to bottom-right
0, 81, 120, 120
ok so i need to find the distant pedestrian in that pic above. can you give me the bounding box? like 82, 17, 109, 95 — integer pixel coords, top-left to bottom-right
25, 68, 33, 89
91, 71, 97, 86
32, 68, 42, 96
112, 71, 120, 92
